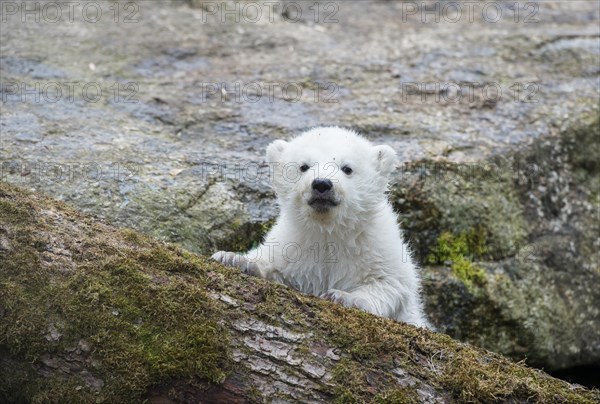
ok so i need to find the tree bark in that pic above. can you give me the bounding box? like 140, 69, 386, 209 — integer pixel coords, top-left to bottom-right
0, 182, 597, 403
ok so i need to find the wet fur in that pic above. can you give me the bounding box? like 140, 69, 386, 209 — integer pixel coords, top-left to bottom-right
213, 127, 431, 328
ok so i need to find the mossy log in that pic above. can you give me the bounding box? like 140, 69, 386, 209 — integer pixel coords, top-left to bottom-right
0, 182, 598, 403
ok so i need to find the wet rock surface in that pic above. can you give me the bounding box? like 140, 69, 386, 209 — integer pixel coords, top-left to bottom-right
1, 0, 599, 380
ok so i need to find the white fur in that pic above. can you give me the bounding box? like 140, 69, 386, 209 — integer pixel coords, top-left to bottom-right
213, 127, 431, 328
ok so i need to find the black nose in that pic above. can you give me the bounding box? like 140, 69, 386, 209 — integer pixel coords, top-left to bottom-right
312, 179, 333, 193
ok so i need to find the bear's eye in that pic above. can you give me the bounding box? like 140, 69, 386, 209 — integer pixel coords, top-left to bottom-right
341, 165, 353, 175
300, 164, 310, 173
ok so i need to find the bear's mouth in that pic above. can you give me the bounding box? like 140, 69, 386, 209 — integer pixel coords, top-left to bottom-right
308, 196, 339, 212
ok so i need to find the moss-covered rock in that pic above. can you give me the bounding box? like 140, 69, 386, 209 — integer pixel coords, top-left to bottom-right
2, 182, 599, 402
393, 158, 528, 263
394, 116, 600, 373
426, 230, 487, 289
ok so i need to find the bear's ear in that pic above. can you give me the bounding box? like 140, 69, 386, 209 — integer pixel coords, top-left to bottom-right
373, 145, 398, 176
266, 139, 288, 163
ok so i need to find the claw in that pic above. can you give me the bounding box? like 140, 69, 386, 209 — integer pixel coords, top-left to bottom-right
211, 251, 224, 262
211, 251, 259, 276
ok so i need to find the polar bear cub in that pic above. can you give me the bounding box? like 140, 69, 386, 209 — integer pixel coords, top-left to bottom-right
212, 127, 431, 328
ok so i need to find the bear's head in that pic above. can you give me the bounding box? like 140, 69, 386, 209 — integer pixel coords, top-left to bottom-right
266, 127, 398, 224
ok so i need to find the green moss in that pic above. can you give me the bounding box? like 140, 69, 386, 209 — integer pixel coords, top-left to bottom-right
373, 388, 419, 404
68, 254, 228, 395
450, 256, 485, 288
0, 199, 33, 224
331, 359, 364, 403
330, 358, 419, 403
317, 302, 599, 404
331, 357, 420, 403
563, 114, 599, 175
426, 230, 486, 288
2, 181, 598, 403
394, 158, 528, 262
0, 183, 230, 402
120, 227, 150, 246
